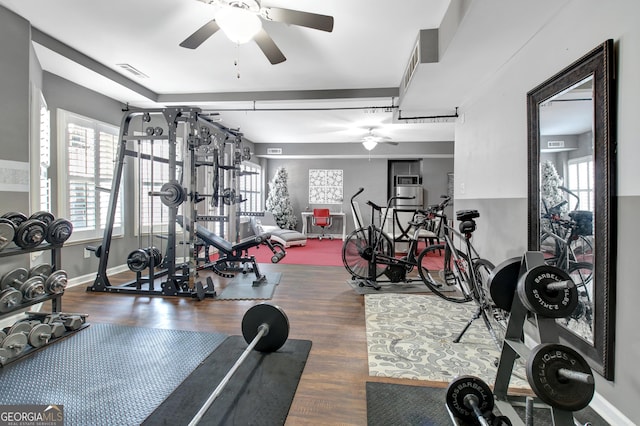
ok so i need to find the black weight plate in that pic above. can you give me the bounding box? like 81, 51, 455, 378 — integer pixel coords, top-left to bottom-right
0, 217, 16, 230
15, 219, 46, 249
517, 265, 578, 318
127, 249, 149, 272
45, 218, 73, 245
488, 257, 522, 311
1, 212, 28, 227
29, 211, 55, 226
446, 375, 494, 422
526, 343, 595, 411
241, 303, 289, 353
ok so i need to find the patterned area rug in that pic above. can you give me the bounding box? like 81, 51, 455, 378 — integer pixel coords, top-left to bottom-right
365, 293, 529, 389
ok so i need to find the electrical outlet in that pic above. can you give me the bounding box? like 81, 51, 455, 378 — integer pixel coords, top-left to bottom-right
84, 248, 91, 259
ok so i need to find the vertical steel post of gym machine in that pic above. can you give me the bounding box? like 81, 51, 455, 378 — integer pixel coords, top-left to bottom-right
492, 251, 575, 426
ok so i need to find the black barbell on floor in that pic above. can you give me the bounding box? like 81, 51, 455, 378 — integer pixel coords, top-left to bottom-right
188, 304, 290, 426
446, 375, 512, 426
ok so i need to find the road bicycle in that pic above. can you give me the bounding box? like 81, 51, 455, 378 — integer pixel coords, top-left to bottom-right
416, 204, 510, 351
341, 188, 436, 289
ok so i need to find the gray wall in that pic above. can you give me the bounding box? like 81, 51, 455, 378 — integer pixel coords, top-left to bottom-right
454, 0, 640, 421
264, 156, 454, 235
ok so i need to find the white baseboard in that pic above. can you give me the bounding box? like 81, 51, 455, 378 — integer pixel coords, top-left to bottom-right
590, 391, 635, 425
68, 264, 129, 288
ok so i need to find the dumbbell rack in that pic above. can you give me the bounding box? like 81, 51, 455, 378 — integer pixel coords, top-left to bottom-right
0, 242, 83, 367
0, 243, 64, 313
492, 252, 580, 426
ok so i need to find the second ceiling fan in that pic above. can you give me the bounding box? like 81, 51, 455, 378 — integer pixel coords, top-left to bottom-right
180, 0, 334, 64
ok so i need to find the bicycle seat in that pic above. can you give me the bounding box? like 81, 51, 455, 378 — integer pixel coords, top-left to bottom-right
456, 209, 480, 222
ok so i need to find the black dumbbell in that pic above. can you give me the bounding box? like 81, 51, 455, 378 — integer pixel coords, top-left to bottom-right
1, 212, 47, 249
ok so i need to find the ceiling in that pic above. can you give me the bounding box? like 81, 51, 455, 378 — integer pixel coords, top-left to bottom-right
0, 0, 571, 146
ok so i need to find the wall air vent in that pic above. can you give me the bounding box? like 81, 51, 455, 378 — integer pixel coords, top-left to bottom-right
547, 140, 565, 148
266, 148, 283, 155
401, 40, 420, 94
116, 63, 149, 78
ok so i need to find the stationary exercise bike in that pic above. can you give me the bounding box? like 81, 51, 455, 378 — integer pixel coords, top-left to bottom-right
341, 188, 434, 289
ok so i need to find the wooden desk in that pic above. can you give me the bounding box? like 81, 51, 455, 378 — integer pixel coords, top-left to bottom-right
301, 211, 346, 240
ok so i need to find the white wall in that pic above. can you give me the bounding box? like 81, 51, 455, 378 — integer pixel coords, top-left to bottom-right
455, 0, 640, 422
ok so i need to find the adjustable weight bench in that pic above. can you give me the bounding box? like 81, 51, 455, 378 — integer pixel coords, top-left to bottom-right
176, 215, 285, 285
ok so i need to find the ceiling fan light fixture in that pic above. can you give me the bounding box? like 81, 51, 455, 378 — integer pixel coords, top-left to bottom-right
216, 5, 262, 44
362, 140, 378, 151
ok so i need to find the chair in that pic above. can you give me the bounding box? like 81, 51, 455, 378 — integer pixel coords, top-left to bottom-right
312, 208, 332, 240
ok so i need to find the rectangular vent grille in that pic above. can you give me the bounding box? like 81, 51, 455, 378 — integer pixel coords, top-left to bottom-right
116, 63, 149, 78
402, 39, 421, 93
266, 148, 282, 155
548, 140, 565, 148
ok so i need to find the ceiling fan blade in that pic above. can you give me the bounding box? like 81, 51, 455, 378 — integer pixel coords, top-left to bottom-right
179, 20, 220, 49
254, 29, 286, 64
265, 7, 334, 32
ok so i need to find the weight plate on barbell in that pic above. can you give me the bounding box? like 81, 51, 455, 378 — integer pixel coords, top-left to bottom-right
0, 288, 22, 313
159, 181, 187, 207
221, 188, 236, 205
488, 257, 522, 311
28, 323, 52, 348
445, 375, 495, 422
29, 211, 55, 226
517, 265, 578, 318
0, 222, 15, 251
526, 343, 595, 411
127, 249, 150, 272
1, 332, 28, 358
29, 264, 53, 278
45, 218, 73, 245
15, 219, 47, 249
1, 268, 28, 290
241, 303, 289, 353
1, 212, 28, 227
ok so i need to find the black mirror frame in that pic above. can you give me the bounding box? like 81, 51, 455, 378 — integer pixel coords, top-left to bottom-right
527, 39, 616, 380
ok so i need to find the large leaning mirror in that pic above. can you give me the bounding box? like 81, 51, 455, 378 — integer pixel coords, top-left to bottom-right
527, 39, 616, 379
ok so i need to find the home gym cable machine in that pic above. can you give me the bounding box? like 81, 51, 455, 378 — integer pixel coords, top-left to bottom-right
87, 107, 282, 299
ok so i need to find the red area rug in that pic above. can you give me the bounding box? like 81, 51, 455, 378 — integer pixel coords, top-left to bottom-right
248, 238, 345, 267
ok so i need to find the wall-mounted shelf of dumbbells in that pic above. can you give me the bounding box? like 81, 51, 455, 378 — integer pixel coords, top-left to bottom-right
86, 107, 270, 300
0, 210, 80, 366
445, 252, 597, 426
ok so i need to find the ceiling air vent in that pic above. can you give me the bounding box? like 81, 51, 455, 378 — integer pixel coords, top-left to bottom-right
266, 148, 282, 155
547, 140, 565, 148
116, 63, 149, 78
401, 40, 420, 94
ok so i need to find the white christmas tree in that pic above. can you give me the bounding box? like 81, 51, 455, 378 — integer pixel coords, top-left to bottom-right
265, 167, 297, 230
540, 160, 567, 216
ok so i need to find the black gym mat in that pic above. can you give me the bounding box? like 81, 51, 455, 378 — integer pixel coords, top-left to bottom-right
366, 382, 609, 426
0, 323, 227, 426
216, 272, 282, 300
143, 335, 312, 425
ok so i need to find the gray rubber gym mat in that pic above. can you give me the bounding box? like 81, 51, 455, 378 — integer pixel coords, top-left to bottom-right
366, 382, 609, 426
143, 336, 312, 425
216, 272, 282, 300
0, 323, 226, 426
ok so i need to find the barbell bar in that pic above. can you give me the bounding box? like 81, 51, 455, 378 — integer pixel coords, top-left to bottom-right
188, 303, 290, 426
148, 181, 187, 207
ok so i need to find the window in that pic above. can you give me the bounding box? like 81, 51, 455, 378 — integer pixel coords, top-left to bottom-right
567, 156, 594, 211
39, 94, 51, 212
58, 110, 123, 241
135, 137, 183, 235
238, 162, 262, 213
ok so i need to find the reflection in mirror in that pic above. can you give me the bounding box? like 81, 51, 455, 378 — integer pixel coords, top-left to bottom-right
539, 77, 595, 344
527, 39, 615, 380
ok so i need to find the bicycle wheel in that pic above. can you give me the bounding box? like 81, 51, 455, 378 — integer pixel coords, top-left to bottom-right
417, 244, 473, 303
342, 227, 393, 280
560, 261, 594, 342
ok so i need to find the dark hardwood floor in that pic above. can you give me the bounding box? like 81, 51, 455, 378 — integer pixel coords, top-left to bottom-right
59, 263, 448, 425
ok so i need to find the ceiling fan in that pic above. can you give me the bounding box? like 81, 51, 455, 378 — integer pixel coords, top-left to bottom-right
361, 128, 398, 151
180, 0, 334, 64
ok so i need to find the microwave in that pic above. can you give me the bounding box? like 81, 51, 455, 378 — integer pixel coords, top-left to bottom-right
395, 175, 421, 186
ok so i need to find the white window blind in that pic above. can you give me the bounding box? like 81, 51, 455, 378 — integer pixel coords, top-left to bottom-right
567, 156, 594, 211
238, 162, 262, 213
58, 110, 123, 241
